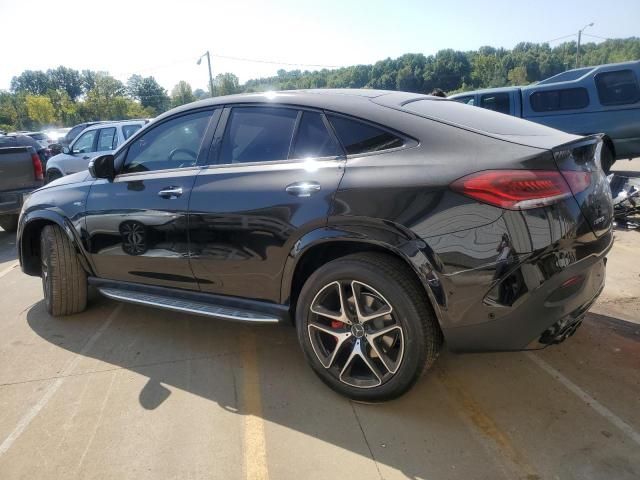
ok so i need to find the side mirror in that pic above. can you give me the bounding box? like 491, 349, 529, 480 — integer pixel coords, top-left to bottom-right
62, 146, 71, 154
88, 154, 115, 181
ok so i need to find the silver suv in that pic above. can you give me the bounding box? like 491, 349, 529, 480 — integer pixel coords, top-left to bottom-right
45, 120, 147, 183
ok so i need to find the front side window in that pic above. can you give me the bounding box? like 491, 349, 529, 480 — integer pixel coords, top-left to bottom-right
123, 110, 212, 173
327, 115, 403, 155
480, 93, 510, 114
291, 111, 342, 159
122, 124, 142, 140
67, 125, 85, 142
453, 95, 475, 105
219, 107, 298, 164
595, 69, 640, 106
530, 88, 589, 112
72, 130, 97, 154
97, 127, 117, 151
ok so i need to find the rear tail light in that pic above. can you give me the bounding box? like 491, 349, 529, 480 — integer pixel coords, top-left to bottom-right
450, 170, 574, 210
558, 170, 591, 196
31, 153, 44, 181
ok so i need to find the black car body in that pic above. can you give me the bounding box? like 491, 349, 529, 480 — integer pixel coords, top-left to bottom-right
17, 89, 613, 400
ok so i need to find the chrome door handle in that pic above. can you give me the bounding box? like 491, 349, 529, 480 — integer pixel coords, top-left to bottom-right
285, 181, 321, 197
158, 187, 183, 199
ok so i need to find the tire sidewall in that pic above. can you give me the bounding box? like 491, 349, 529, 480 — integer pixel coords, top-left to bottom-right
296, 259, 427, 401
40, 229, 54, 314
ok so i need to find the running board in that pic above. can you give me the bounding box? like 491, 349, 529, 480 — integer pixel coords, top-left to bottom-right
97, 287, 280, 324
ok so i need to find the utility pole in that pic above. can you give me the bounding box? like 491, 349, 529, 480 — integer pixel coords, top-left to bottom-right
197, 51, 215, 97
576, 22, 594, 68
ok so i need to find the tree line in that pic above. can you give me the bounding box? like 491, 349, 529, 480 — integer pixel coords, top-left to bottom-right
1, 37, 638, 132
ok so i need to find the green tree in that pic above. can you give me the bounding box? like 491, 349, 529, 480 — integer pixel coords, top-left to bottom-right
215, 73, 240, 96
507, 66, 528, 85
47, 66, 83, 100
10, 70, 51, 95
127, 75, 170, 114
171, 81, 196, 107
25, 95, 55, 126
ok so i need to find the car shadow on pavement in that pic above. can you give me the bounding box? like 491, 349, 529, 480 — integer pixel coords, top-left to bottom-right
25, 295, 640, 480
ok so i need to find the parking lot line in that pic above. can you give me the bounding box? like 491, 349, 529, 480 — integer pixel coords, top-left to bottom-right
240, 331, 269, 480
437, 368, 540, 479
0, 261, 18, 279
526, 352, 640, 446
0, 304, 122, 457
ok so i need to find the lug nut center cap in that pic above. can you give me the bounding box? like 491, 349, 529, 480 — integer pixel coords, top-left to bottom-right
351, 323, 365, 338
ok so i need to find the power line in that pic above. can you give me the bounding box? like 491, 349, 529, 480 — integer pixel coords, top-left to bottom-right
209, 53, 342, 69
582, 33, 612, 40
541, 33, 577, 44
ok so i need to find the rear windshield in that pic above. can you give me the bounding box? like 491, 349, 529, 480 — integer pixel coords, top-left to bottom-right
402, 99, 557, 136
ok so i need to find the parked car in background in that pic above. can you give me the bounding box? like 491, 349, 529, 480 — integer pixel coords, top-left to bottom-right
0, 139, 44, 231
45, 120, 147, 183
449, 60, 640, 172
45, 128, 71, 144
17, 90, 613, 400
20, 131, 52, 150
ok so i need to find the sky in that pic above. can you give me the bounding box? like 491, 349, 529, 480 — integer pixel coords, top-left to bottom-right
0, 0, 638, 93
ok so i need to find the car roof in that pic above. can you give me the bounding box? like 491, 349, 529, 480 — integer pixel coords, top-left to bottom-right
153, 88, 442, 123
536, 60, 640, 86
82, 120, 146, 132
448, 86, 522, 98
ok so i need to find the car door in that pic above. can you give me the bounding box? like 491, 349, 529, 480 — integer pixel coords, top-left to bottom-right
66, 128, 99, 174
85, 108, 220, 289
188, 105, 345, 302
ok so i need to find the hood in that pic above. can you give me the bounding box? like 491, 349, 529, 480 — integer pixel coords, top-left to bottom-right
41, 171, 92, 190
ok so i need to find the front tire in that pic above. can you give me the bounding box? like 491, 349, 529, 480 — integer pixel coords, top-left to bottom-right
296, 253, 442, 401
40, 225, 87, 316
45, 169, 63, 184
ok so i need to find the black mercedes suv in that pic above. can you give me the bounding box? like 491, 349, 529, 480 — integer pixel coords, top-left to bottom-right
17, 89, 613, 401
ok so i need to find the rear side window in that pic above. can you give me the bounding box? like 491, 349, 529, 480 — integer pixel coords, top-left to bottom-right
530, 88, 589, 112
595, 69, 640, 106
220, 107, 298, 164
480, 93, 510, 114
327, 115, 403, 155
97, 127, 117, 151
291, 112, 341, 159
453, 95, 475, 105
122, 124, 142, 140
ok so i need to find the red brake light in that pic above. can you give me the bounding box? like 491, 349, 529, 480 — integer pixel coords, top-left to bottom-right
450, 170, 573, 210
31, 153, 44, 181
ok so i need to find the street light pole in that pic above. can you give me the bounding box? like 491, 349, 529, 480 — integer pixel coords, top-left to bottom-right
576, 22, 594, 68
197, 51, 215, 97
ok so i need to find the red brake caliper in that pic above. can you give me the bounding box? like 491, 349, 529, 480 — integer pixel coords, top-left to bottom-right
331, 320, 345, 329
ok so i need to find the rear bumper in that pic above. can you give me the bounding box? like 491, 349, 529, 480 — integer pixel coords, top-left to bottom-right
0, 188, 37, 216
441, 230, 612, 352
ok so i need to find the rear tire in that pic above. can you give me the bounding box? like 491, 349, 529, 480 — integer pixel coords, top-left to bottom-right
40, 225, 87, 316
296, 252, 442, 401
0, 214, 19, 232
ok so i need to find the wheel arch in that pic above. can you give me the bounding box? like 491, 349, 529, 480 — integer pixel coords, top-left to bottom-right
281, 226, 447, 328
19, 210, 92, 277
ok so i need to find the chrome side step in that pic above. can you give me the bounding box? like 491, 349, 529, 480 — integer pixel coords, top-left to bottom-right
98, 287, 280, 323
